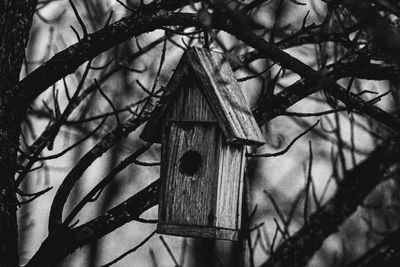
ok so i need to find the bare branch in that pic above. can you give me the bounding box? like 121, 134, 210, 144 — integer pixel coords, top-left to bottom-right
261, 136, 400, 267
15, 0, 198, 109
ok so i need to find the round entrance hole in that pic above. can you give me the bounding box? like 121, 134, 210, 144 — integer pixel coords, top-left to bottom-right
179, 150, 202, 176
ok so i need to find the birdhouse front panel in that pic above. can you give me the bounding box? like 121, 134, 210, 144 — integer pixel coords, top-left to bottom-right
158, 121, 221, 227
168, 78, 217, 123
157, 121, 245, 240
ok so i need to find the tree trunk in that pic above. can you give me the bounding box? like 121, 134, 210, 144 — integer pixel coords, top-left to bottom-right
0, 1, 37, 266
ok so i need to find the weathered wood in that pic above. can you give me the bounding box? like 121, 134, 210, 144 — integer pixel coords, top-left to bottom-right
167, 77, 216, 122
157, 121, 246, 240
157, 223, 239, 241
187, 47, 265, 146
158, 122, 220, 227
215, 140, 245, 230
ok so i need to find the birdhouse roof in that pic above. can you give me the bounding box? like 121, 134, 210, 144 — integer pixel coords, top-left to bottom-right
140, 47, 265, 147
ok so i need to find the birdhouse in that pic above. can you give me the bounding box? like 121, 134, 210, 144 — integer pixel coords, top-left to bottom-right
140, 47, 265, 241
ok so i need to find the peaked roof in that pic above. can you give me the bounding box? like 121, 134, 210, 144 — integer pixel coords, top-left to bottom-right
140, 47, 265, 147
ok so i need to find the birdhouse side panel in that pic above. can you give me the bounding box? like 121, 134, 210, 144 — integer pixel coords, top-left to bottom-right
158, 122, 220, 228
215, 140, 245, 230
167, 77, 216, 122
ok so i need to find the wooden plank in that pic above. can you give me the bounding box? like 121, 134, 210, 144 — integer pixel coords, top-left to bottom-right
157, 223, 239, 241
215, 138, 244, 229
158, 122, 220, 227
237, 146, 246, 230
158, 121, 172, 223
187, 47, 265, 147
167, 76, 216, 122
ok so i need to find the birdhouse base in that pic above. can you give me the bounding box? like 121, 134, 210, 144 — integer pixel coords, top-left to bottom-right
157, 223, 239, 241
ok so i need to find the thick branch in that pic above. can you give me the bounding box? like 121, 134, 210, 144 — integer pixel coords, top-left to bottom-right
15, 0, 196, 108
0, 1, 37, 266
330, 61, 400, 81
371, 0, 400, 17
48, 110, 152, 233
341, 0, 400, 64
261, 136, 400, 267
349, 233, 400, 266
211, 8, 400, 134
26, 179, 160, 267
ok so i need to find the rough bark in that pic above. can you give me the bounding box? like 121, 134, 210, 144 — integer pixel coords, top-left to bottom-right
0, 1, 37, 266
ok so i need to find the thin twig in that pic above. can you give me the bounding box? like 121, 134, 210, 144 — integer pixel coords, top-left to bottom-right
248, 120, 319, 157
101, 230, 156, 267
159, 236, 180, 267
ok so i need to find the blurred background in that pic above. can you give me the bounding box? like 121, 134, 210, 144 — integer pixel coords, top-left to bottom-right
18, 0, 400, 266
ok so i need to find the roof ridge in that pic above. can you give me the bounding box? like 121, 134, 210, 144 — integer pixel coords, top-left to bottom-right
140, 47, 265, 147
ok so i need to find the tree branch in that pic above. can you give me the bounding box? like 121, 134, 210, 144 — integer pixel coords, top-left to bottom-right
210, 5, 400, 134
261, 136, 400, 267
341, 0, 400, 64
348, 232, 400, 266
15, 0, 197, 109
48, 107, 152, 233
25, 179, 160, 267
22, 3, 400, 266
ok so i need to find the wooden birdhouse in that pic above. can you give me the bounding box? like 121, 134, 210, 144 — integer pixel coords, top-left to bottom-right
140, 47, 265, 241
